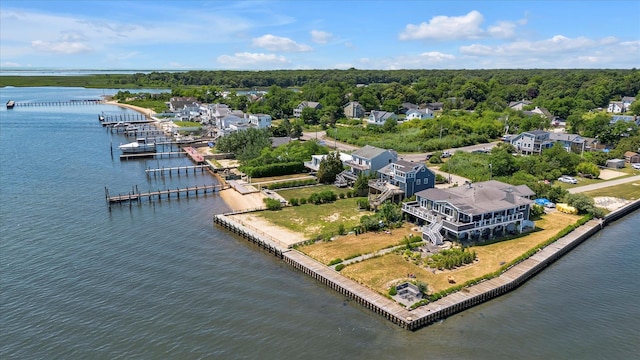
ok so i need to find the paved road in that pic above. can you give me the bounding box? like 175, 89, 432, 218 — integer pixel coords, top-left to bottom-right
568, 175, 640, 193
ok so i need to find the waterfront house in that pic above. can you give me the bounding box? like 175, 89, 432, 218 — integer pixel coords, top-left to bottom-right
367, 111, 398, 126
343, 101, 365, 119
293, 101, 322, 117
335, 145, 397, 186
368, 160, 435, 207
402, 180, 535, 245
405, 108, 434, 121
510, 130, 553, 155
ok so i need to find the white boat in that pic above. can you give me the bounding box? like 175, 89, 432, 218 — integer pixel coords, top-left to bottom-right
118, 138, 156, 153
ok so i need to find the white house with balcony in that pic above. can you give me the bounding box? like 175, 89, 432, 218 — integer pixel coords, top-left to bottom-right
335, 145, 397, 187
402, 180, 535, 245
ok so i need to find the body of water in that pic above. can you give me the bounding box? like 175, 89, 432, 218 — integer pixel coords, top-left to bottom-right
1, 87, 638, 359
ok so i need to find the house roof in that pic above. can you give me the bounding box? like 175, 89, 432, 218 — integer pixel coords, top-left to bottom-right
548, 132, 584, 143
370, 110, 395, 121
622, 96, 636, 103
415, 180, 534, 214
624, 151, 639, 157
352, 145, 390, 160
508, 100, 532, 107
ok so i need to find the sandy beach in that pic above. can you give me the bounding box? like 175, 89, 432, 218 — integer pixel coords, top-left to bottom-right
104, 100, 157, 117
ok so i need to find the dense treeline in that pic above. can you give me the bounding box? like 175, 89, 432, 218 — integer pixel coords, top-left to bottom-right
5, 69, 639, 119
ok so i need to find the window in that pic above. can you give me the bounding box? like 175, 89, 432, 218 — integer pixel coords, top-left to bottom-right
416, 179, 421, 185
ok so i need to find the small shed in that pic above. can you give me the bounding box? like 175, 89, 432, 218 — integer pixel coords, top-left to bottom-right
624, 151, 640, 164
605, 158, 625, 169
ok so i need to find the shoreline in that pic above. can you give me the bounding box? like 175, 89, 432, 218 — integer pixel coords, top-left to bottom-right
214, 197, 640, 331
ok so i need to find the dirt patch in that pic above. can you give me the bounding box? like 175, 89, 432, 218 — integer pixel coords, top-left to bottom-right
228, 213, 306, 246
599, 169, 626, 180
593, 196, 631, 211
299, 223, 414, 264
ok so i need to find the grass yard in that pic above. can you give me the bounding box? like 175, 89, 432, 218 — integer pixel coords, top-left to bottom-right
583, 182, 640, 200
255, 198, 372, 238
340, 211, 581, 295
299, 223, 417, 265
276, 184, 353, 201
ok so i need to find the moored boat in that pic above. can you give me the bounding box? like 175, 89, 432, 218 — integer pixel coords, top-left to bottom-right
118, 138, 156, 153
6, 100, 15, 109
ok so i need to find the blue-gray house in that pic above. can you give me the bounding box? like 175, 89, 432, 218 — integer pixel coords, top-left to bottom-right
369, 159, 435, 207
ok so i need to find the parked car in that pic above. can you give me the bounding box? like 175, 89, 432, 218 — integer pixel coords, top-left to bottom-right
558, 175, 578, 184
632, 163, 640, 170
441, 151, 452, 158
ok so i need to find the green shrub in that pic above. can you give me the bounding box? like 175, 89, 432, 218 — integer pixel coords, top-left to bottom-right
338, 223, 346, 235
289, 198, 299, 206
328, 258, 343, 266
389, 286, 397, 296
335, 264, 345, 271
300, 198, 307, 204
263, 198, 282, 210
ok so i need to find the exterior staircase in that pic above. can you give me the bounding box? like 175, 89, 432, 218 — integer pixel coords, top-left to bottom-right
422, 216, 444, 245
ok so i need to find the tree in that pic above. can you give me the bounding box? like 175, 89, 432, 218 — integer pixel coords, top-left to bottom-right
301, 107, 320, 125
575, 162, 600, 178
317, 152, 344, 183
353, 174, 371, 196
629, 100, 640, 116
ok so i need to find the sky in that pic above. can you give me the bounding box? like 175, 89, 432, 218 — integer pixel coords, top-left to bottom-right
1, 0, 639, 71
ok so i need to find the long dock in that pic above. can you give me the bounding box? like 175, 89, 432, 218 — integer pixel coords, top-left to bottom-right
145, 165, 210, 176
9, 99, 104, 107
119, 151, 185, 160
214, 199, 640, 331
106, 184, 228, 204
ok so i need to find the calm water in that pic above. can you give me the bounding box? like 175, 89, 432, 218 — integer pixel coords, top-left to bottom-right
1, 87, 639, 359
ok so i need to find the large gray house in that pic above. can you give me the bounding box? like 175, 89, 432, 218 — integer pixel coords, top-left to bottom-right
402, 180, 535, 245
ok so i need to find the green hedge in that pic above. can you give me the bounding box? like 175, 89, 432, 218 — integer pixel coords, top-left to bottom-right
241, 162, 307, 178
267, 179, 317, 190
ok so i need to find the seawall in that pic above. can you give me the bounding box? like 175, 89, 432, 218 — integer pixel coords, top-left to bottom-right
213, 199, 640, 331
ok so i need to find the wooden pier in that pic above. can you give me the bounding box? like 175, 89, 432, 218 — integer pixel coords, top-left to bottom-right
106, 184, 228, 204
119, 151, 185, 160
145, 165, 211, 176
9, 99, 104, 107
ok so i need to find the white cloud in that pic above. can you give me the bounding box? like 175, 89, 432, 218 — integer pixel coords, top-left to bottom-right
460, 35, 600, 56
487, 21, 518, 38
1, 61, 21, 67
252, 34, 312, 52
31, 40, 92, 54
399, 10, 484, 41
311, 30, 332, 44
374, 51, 456, 70
217, 52, 289, 68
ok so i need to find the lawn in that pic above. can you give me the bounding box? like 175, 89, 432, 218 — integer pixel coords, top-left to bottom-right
255, 198, 372, 238
584, 182, 640, 200
299, 223, 416, 265
340, 211, 581, 295
276, 184, 353, 201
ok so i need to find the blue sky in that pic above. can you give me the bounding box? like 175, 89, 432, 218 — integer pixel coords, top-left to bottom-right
1, 0, 639, 70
